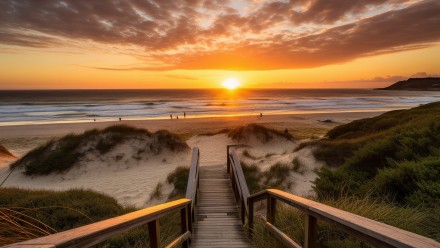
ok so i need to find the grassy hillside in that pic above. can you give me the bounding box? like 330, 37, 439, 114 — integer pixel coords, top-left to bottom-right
310, 101, 440, 208
250, 102, 440, 246
0, 187, 183, 247
11, 125, 189, 175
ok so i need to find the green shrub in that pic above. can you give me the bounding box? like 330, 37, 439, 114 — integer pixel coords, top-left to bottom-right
228, 124, 294, 143
166, 166, 189, 199
242, 150, 258, 159
240, 161, 263, 194
292, 158, 306, 174
0, 188, 184, 247
251, 194, 440, 247
264, 162, 291, 188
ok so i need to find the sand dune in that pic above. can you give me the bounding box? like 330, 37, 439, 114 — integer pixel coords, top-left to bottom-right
0, 112, 381, 206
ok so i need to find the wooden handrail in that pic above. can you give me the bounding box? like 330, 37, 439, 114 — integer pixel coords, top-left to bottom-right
4, 148, 201, 248
227, 145, 250, 225
4, 199, 192, 248
248, 189, 440, 248
185, 147, 200, 229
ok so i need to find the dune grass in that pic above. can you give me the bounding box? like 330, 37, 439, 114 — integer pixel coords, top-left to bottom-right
241, 161, 294, 194
166, 166, 190, 200
249, 102, 440, 245
312, 102, 440, 206
229, 124, 294, 143
284, 101, 440, 242
291, 158, 306, 174
0, 188, 129, 246
11, 125, 188, 176
0, 187, 184, 247
251, 193, 440, 248
199, 128, 231, 136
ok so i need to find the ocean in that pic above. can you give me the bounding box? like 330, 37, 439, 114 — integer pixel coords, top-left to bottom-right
0, 89, 439, 126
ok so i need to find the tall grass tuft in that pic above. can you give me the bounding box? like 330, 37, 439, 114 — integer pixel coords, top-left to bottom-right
166, 166, 190, 199
0, 187, 187, 247
228, 124, 294, 143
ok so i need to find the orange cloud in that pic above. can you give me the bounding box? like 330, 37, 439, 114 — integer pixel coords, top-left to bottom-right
0, 0, 439, 71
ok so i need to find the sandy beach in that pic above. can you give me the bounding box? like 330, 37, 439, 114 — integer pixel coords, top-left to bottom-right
0, 111, 383, 207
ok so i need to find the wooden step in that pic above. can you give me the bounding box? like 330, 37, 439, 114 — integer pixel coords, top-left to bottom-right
191, 164, 250, 248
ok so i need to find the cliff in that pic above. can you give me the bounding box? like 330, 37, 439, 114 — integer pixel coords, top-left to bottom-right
378, 77, 440, 91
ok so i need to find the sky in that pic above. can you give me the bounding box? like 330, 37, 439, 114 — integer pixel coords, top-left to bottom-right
0, 0, 439, 89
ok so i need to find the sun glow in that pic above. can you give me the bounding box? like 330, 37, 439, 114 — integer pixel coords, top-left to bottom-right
221, 78, 241, 90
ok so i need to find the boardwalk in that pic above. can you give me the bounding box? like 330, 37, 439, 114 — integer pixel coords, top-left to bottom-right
191, 165, 251, 248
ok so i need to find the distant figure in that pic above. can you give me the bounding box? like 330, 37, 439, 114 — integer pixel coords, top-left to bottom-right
94, 119, 96, 122
170, 114, 173, 120
119, 117, 122, 121
177, 116, 179, 120
184, 112, 186, 118
284, 128, 289, 134
260, 113, 263, 118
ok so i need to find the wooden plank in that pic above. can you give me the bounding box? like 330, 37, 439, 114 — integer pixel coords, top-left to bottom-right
185, 148, 199, 200
192, 164, 251, 248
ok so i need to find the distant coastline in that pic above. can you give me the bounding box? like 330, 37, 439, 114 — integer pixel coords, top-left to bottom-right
377, 77, 440, 91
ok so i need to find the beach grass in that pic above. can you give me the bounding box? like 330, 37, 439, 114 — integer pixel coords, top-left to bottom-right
251, 193, 440, 247
0, 187, 185, 247
166, 166, 190, 199
229, 123, 294, 143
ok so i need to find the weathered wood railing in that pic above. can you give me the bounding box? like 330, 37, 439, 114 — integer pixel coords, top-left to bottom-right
227, 144, 250, 225
185, 147, 200, 225
4, 147, 201, 248
227, 146, 440, 248
4, 199, 192, 248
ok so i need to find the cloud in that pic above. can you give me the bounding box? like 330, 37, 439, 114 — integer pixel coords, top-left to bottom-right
265, 72, 440, 88
0, 0, 439, 71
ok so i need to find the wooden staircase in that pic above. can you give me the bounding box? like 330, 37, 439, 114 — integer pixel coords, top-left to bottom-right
191, 165, 250, 248
5, 147, 440, 248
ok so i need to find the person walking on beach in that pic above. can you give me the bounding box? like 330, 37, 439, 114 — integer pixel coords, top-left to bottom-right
260, 113, 263, 118
170, 114, 173, 120
177, 116, 179, 120
119, 117, 122, 121
184, 112, 186, 118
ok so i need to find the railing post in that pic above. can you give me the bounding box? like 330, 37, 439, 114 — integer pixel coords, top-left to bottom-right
147, 219, 160, 248
267, 196, 277, 225
241, 198, 246, 225
305, 215, 317, 248
248, 198, 254, 237
227, 145, 231, 174
187, 204, 193, 234
181, 206, 189, 248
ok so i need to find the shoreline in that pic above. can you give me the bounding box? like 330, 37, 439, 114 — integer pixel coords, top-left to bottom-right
0, 110, 384, 137
0, 111, 384, 160
0, 108, 391, 128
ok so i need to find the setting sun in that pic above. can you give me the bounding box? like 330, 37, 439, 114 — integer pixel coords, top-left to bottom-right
221, 78, 241, 90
